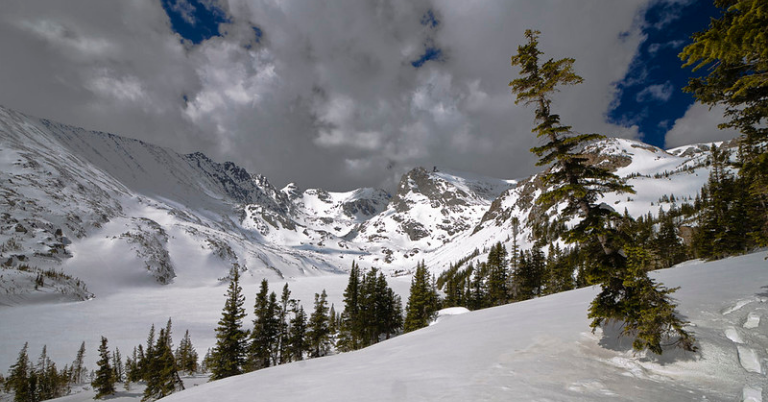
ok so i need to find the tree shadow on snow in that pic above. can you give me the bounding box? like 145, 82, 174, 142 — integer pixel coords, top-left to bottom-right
596, 320, 701, 366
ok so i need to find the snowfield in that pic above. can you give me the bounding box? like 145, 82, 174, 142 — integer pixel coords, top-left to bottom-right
7, 253, 761, 402
156, 252, 768, 402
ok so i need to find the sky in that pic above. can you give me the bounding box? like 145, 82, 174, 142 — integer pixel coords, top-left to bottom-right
0, 0, 739, 192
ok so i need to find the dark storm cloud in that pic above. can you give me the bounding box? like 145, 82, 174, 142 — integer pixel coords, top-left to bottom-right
1, 0, 655, 192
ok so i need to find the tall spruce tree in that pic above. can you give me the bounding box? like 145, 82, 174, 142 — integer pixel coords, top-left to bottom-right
338, 262, 362, 351
112, 348, 124, 384
249, 279, 280, 371
307, 290, 331, 358
210, 264, 249, 380
71, 341, 86, 386
92, 337, 116, 400
510, 29, 695, 353
5, 343, 31, 402
275, 283, 292, 365
175, 330, 198, 374
287, 303, 308, 361
404, 261, 439, 333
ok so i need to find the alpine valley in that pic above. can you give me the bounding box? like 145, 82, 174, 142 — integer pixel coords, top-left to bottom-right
2, 105, 765, 401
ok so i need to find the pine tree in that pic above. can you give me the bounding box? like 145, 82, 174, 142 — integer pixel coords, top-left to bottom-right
275, 283, 292, 365
6, 343, 31, 402
71, 341, 86, 386
486, 242, 509, 306
249, 279, 279, 371
510, 29, 694, 354
112, 348, 124, 384
680, 0, 768, 251
175, 330, 198, 374
338, 262, 362, 351
404, 261, 439, 332
287, 304, 308, 361
143, 320, 183, 401
140, 324, 155, 383
210, 264, 249, 380
307, 290, 331, 358
694, 144, 748, 259
92, 336, 116, 399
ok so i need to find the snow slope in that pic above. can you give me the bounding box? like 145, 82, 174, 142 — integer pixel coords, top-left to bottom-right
423, 137, 724, 275
154, 252, 766, 402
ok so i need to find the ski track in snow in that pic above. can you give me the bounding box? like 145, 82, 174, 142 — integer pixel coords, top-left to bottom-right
744, 312, 761, 329
721, 296, 767, 400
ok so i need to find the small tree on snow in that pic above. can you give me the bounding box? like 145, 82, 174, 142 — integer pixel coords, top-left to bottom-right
92, 336, 116, 399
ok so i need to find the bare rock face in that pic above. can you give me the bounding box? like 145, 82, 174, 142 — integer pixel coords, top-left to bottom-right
120, 218, 175, 284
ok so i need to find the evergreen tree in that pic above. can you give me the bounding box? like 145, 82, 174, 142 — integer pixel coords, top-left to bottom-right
287, 303, 308, 361
175, 330, 199, 374
486, 242, 509, 306
126, 346, 143, 384
275, 283, 292, 365
5, 343, 31, 402
92, 337, 116, 399
701, 144, 749, 259
404, 261, 439, 332
143, 320, 183, 401
680, 0, 768, 251
589, 246, 696, 354
338, 262, 362, 351
71, 341, 87, 386
112, 348, 124, 384
510, 30, 694, 353
248, 279, 279, 371
140, 324, 155, 383
210, 264, 249, 380
307, 290, 331, 358
653, 206, 688, 268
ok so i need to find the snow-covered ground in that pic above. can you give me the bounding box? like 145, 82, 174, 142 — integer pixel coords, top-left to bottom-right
3, 252, 765, 402
165, 252, 768, 402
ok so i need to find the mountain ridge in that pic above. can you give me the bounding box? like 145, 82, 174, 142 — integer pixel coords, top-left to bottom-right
0, 105, 733, 302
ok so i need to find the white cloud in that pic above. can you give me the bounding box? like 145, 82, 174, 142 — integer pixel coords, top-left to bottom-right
0, 0, 653, 191
636, 81, 674, 102
664, 103, 740, 148
168, 0, 198, 26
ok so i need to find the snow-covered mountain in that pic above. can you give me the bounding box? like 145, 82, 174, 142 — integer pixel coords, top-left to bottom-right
0, 105, 736, 305
1, 106, 761, 402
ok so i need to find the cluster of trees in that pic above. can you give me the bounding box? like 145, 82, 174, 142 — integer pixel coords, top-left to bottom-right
2, 343, 84, 402
3, 320, 198, 402
337, 262, 404, 351
206, 265, 342, 380
121, 319, 189, 401
208, 260, 442, 381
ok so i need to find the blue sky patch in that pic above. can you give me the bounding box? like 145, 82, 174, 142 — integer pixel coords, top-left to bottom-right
412, 47, 442, 68
607, 0, 720, 148
420, 10, 439, 28
161, 0, 230, 45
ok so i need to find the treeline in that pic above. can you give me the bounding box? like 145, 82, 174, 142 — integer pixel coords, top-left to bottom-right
3, 320, 200, 402
2, 343, 83, 402
205, 265, 340, 380
207, 262, 412, 381
437, 141, 767, 316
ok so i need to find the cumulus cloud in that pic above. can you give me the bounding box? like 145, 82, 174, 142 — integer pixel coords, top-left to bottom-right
0, 0, 653, 191
635, 81, 674, 102
664, 103, 740, 148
